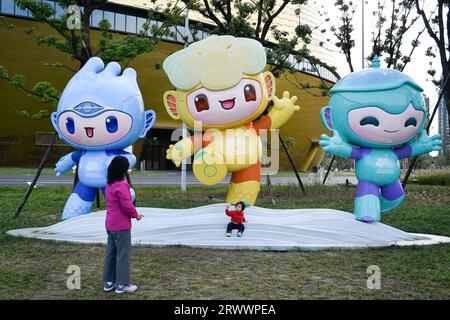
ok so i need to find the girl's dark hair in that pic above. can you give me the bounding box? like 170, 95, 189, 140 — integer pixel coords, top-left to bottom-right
235, 201, 246, 210
107, 156, 130, 185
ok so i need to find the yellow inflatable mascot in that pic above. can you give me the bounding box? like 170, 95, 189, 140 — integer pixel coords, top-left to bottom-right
163, 35, 299, 205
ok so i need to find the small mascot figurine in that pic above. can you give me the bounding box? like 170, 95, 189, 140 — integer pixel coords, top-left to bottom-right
52, 57, 156, 220
319, 56, 442, 222
162, 35, 300, 206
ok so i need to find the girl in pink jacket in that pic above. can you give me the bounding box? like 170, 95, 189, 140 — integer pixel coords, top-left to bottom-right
103, 156, 143, 294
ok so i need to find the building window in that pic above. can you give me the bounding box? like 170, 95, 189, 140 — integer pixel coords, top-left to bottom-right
91, 9, 103, 27
1, 0, 15, 14
103, 10, 114, 29
55, 2, 65, 18
14, 3, 28, 17
137, 17, 147, 34
115, 12, 126, 32
126, 14, 137, 33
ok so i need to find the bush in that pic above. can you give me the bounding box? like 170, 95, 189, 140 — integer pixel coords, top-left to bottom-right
416, 174, 450, 186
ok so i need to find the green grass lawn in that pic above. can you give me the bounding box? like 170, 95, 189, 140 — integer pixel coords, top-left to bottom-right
0, 184, 449, 299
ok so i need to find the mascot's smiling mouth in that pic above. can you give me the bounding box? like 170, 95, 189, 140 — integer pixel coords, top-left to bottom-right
384, 129, 399, 133
85, 127, 95, 138
220, 98, 236, 110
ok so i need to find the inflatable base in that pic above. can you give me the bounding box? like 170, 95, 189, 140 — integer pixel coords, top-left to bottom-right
7, 204, 450, 251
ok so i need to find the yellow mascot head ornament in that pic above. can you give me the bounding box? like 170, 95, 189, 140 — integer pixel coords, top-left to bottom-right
162, 35, 275, 130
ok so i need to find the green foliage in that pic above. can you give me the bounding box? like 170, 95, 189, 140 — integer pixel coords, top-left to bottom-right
32, 82, 58, 103
31, 109, 51, 120
16, 0, 56, 21
416, 174, 450, 186
0, 65, 59, 118
9, 74, 25, 88
0, 66, 9, 78
283, 136, 296, 149
18, 110, 30, 118
98, 34, 154, 63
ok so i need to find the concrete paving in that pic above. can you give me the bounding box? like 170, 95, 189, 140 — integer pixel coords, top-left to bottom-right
7, 204, 450, 251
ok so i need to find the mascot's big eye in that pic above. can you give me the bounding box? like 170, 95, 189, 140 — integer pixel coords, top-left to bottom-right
106, 116, 118, 133
404, 117, 417, 127
65, 117, 75, 134
194, 94, 209, 112
244, 84, 256, 102
360, 116, 380, 127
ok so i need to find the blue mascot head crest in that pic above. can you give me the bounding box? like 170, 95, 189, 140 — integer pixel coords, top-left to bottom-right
52, 57, 156, 151
320, 56, 427, 148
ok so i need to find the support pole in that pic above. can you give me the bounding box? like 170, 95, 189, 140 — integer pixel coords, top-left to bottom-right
266, 174, 276, 205
180, 1, 190, 192
279, 132, 305, 195
322, 155, 335, 185
15, 132, 57, 218
361, 0, 365, 69
96, 189, 101, 208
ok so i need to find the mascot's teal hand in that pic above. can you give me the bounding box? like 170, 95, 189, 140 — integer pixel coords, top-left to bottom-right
319, 130, 353, 158
411, 131, 442, 156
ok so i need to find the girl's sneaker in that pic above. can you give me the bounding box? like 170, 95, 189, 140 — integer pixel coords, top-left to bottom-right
103, 282, 116, 292
226, 232, 231, 237
237, 232, 243, 237
115, 284, 137, 294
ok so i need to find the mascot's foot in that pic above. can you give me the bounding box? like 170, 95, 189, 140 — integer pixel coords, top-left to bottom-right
226, 180, 260, 206
354, 195, 381, 223
380, 195, 405, 213
61, 193, 93, 220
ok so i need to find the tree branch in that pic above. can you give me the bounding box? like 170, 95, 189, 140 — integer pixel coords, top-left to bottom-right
254, 0, 263, 38
201, 0, 226, 32
260, 0, 290, 41
415, 0, 447, 70
0, 75, 59, 102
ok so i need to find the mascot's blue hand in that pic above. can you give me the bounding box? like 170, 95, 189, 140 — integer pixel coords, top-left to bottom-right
55, 155, 75, 176
319, 130, 353, 158
410, 131, 442, 156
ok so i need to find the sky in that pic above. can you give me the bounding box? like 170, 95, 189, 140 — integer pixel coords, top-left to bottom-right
313, 0, 442, 137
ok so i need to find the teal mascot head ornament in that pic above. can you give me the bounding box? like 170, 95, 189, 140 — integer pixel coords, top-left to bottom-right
319, 56, 442, 222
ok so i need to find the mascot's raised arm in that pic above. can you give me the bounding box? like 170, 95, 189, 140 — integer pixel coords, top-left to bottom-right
162, 35, 299, 205
52, 57, 156, 220
319, 56, 442, 222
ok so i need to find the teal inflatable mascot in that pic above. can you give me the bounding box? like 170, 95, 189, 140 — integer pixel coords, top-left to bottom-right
319, 56, 442, 222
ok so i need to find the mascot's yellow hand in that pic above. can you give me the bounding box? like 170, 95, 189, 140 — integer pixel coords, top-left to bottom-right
272, 91, 300, 112
166, 141, 193, 167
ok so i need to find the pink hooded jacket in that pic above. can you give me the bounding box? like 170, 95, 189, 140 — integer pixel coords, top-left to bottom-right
105, 180, 138, 231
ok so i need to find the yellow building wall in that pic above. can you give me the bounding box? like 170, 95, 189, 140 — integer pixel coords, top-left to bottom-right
0, 16, 332, 171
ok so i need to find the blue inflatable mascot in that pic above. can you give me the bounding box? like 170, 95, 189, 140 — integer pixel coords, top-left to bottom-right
51, 57, 156, 220
319, 56, 442, 222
